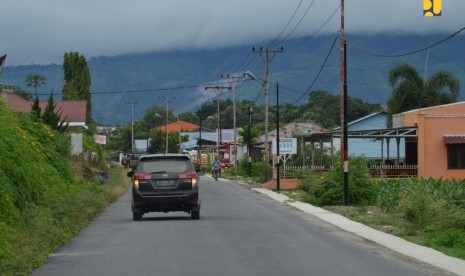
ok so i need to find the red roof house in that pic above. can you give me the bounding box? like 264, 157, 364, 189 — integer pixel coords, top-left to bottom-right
2, 92, 87, 128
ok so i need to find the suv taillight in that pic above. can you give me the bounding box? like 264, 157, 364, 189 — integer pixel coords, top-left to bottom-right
179, 172, 198, 186
133, 173, 152, 188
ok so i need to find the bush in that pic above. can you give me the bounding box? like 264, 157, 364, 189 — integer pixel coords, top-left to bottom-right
314, 157, 378, 206
427, 229, 465, 248
237, 156, 266, 183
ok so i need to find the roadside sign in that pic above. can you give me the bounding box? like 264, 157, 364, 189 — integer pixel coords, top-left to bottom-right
272, 138, 297, 155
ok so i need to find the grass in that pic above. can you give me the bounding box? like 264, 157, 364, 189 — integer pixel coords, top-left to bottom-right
0, 99, 131, 275
0, 165, 130, 276
282, 184, 465, 261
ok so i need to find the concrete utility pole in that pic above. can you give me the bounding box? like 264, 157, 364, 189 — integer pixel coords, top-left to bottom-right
221, 74, 245, 176
99, 109, 112, 150
159, 96, 175, 154
340, 0, 349, 206
204, 86, 232, 151
251, 46, 283, 182
125, 100, 138, 153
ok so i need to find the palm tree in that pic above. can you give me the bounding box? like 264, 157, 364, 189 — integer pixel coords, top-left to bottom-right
25, 74, 46, 97
387, 63, 460, 115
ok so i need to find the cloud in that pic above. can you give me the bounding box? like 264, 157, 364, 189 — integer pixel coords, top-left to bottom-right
1, 0, 463, 65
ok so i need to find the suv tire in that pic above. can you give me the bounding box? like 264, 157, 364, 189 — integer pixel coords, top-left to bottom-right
191, 210, 200, 220
132, 210, 142, 221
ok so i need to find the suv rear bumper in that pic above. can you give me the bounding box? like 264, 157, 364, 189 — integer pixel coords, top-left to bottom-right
132, 187, 199, 213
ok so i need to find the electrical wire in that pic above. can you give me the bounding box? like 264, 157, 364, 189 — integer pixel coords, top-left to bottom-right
291, 33, 339, 105
36, 84, 204, 96
253, 85, 264, 103
272, 0, 316, 47
347, 26, 465, 58
298, 3, 340, 44
266, 0, 305, 47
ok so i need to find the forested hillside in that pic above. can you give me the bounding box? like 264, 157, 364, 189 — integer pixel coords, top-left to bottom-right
2, 33, 464, 124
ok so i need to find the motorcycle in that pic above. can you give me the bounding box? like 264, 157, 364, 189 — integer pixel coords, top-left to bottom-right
212, 165, 219, 181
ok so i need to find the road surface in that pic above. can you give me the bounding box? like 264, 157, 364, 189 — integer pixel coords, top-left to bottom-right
32, 175, 452, 276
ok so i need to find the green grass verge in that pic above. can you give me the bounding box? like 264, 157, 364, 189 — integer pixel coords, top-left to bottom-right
0, 166, 130, 276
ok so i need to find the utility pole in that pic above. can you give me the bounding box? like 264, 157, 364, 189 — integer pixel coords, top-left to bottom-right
340, 0, 349, 206
276, 82, 280, 191
252, 46, 283, 182
159, 96, 175, 154
221, 74, 245, 176
248, 106, 253, 177
204, 86, 232, 153
99, 109, 112, 150
125, 100, 138, 153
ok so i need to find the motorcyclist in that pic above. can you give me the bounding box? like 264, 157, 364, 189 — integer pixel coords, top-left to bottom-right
212, 156, 220, 179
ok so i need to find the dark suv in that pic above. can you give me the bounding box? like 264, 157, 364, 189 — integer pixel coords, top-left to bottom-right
127, 154, 204, 221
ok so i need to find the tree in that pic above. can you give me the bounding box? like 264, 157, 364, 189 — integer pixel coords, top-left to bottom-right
303, 90, 381, 128
239, 128, 259, 144
387, 63, 460, 115
25, 74, 46, 97
41, 91, 69, 132
62, 52, 92, 123
31, 97, 41, 119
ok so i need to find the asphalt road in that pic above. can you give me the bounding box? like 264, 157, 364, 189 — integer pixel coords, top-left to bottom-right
32, 176, 452, 276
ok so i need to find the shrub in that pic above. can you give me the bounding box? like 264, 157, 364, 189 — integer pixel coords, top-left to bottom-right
314, 157, 377, 206
397, 181, 448, 226
237, 156, 266, 183
427, 229, 465, 248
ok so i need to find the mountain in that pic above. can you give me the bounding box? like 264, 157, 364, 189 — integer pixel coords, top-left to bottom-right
2, 33, 465, 125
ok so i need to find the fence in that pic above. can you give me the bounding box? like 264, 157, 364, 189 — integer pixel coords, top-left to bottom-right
281, 164, 417, 179
368, 164, 418, 178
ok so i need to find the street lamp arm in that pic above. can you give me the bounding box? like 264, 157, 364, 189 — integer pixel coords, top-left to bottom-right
244, 71, 265, 86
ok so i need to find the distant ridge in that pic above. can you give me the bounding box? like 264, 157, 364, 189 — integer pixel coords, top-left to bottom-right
2, 33, 464, 125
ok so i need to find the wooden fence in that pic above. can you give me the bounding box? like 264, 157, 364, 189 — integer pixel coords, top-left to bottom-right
282, 164, 417, 179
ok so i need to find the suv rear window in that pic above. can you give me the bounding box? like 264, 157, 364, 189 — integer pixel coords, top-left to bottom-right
138, 157, 193, 174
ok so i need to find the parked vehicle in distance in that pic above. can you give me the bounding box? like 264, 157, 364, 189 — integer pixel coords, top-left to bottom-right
127, 154, 204, 221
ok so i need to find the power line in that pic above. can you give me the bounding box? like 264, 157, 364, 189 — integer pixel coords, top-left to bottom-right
292, 33, 339, 105
266, 0, 305, 47
347, 26, 465, 58
298, 3, 340, 44
272, 0, 316, 47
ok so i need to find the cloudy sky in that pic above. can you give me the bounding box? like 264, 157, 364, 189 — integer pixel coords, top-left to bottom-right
1, 0, 464, 66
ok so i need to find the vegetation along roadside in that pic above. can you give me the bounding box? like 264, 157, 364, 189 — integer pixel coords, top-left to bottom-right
0, 98, 130, 276
287, 157, 465, 260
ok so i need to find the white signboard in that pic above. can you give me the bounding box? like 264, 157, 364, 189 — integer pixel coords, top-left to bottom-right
94, 134, 107, 145
272, 138, 297, 155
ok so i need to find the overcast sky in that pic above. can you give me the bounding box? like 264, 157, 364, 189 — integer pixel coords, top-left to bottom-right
1, 0, 464, 66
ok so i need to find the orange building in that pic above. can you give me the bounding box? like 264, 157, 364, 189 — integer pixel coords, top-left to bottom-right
393, 102, 465, 180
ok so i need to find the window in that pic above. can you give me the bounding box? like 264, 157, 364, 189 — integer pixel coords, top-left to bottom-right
447, 144, 465, 169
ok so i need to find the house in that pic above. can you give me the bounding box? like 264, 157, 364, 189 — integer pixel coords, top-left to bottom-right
393, 102, 465, 180
158, 120, 199, 133
335, 111, 406, 159
298, 112, 406, 161
1, 91, 87, 129
261, 122, 328, 141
